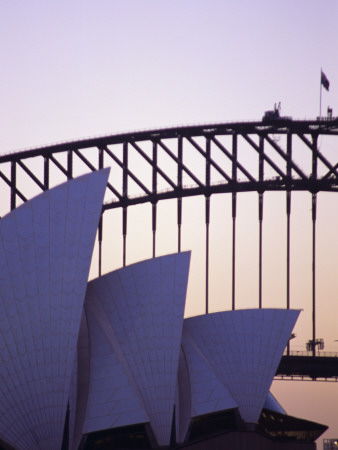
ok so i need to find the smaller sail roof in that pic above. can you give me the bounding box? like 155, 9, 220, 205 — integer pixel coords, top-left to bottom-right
184, 309, 300, 424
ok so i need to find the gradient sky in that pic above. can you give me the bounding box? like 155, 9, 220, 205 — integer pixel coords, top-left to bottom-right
1, 0, 338, 444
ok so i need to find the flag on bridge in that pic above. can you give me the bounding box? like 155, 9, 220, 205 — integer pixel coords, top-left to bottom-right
321, 70, 330, 91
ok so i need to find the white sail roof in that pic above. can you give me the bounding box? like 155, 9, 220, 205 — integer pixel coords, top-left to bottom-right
82, 251, 191, 446
181, 327, 238, 418
0, 169, 109, 450
184, 309, 300, 424
264, 392, 286, 414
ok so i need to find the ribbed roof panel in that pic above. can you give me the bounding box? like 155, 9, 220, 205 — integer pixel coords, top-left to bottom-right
184, 309, 300, 424
0, 169, 109, 450
84, 251, 191, 446
264, 392, 286, 415
181, 327, 238, 418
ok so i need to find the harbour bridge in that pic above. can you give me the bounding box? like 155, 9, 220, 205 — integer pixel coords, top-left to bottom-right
1, 118, 338, 382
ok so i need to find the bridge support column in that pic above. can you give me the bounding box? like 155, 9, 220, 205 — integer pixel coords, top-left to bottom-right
312, 193, 317, 357
177, 136, 183, 253
98, 216, 103, 276
258, 135, 264, 309
205, 196, 210, 314
259, 193, 263, 309
286, 190, 291, 354
98, 148, 104, 276
152, 141, 157, 258
122, 142, 128, 267
232, 133, 237, 311
152, 203, 157, 258
177, 198, 182, 253
122, 207, 127, 267
232, 192, 237, 311
311, 133, 318, 357
205, 137, 211, 314
10, 161, 16, 211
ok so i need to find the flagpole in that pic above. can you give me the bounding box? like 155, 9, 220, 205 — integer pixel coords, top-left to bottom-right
319, 68, 322, 118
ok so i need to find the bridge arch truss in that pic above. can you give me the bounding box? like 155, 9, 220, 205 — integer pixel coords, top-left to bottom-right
1, 119, 338, 361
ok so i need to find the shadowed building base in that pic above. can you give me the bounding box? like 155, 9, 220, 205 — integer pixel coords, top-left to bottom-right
80, 409, 326, 450
176, 430, 317, 450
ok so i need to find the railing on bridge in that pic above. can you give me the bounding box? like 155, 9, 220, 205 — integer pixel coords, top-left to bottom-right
286, 350, 338, 358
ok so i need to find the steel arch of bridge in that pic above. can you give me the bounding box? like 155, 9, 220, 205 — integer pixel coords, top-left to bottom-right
1, 119, 338, 369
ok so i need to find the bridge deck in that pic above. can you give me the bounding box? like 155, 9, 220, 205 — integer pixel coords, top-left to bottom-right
276, 354, 338, 381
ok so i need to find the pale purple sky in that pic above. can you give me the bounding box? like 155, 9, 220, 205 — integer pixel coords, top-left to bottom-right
1, 1, 337, 152
1, 0, 338, 444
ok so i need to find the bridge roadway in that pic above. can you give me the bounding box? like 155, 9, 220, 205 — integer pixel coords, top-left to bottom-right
276, 352, 338, 381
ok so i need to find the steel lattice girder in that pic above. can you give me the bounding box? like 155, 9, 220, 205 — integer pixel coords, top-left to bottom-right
1, 119, 338, 213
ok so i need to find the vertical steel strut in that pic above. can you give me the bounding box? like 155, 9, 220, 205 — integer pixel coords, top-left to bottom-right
98, 216, 103, 277
258, 193, 263, 308
258, 135, 264, 308
312, 193, 317, 356
152, 141, 157, 258
98, 148, 104, 276
205, 196, 210, 314
44, 156, 49, 190
205, 137, 211, 314
286, 191, 291, 354
232, 193, 237, 311
286, 132, 292, 354
311, 133, 318, 357
10, 161, 16, 211
177, 136, 183, 253
122, 142, 128, 267
67, 150, 73, 179
232, 133, 238, 310
177, 198, 182, 253
122, 208, 127, 267
152, 204, 156, 258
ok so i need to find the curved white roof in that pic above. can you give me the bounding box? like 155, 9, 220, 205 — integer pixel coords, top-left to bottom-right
0, 170, 109, 450
82, 301, 149, 433
264, 392, 286, 414
175, 346, 192, 443
181, 328, 238, 418
0, 169, 302, 447
184, 309, 300, 424
174, 329, 238, 443
82, 251, 191, 446
69, 312, 92, 450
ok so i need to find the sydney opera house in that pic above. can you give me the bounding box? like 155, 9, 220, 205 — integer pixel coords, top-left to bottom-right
0, 170, 327, 449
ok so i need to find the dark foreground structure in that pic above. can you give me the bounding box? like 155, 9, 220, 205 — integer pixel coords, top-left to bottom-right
83, 410, 327, 450
0, 171, 327, 449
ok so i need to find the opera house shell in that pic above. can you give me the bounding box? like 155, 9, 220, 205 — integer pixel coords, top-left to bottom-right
0, 170, 327, 450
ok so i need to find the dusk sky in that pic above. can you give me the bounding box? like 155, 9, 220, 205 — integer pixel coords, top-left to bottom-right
1, 0, 338, 444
